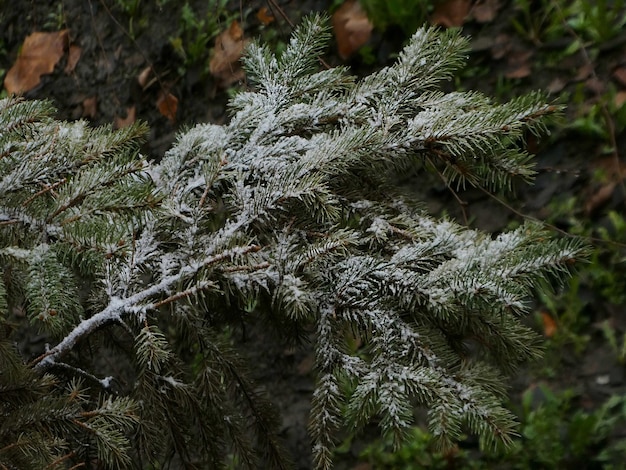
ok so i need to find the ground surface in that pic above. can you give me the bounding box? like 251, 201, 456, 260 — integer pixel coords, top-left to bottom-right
2, 1, 626, 468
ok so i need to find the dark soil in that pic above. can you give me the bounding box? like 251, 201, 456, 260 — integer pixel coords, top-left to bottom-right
2, 1, 626, 469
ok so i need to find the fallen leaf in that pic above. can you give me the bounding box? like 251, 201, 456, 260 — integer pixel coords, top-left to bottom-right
350, 463, 373, 470
114, 106, 136, 129
585, 157, 626, 214
504, 49, 533, 79
541, 311, 557, 337
585, 76, 605, 95
490, 33, 511, 60
157, 90, 178, 124
257, 6, 274, 26
471, 0, 500, 23
137, 65, 153, 89
4, 30, 69, 94
64, 44, 82, 74
585, 182, 617, 215
505, 63, 531, 79
575, 63, 594, 82
332, 0, 373, 60
547, 77, 567, 94
82, 96, 97, 119
297, 355, 314, 376
615, 90, 626, 107
612, 66, 626, 87
431, 0, 471, 28
209, 21, 246, 87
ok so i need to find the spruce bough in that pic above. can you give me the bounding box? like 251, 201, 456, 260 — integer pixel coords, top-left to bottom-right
0, 15, 583, 469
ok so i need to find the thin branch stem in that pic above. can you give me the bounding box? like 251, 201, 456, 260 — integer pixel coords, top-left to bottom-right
425, 155, 469, 225
32, 244, 260, 370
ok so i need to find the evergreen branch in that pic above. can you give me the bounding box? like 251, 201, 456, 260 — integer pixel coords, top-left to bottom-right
0, 15, 588, 469
49, 361, 113, 390
33, 244, 260, 370
150, 279, 218, 309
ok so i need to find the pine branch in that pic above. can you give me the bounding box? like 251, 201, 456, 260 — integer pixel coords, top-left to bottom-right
0, 15, 587, 470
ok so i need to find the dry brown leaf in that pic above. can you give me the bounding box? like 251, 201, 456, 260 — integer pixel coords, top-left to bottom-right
612, 66, 626, 87
547, 77, 567, 94
615, 90, 626, 107
209, 21, 246, 87
575, 62, 594, 82
257, 6, 274, 26
490, 33, 511, 60
296, 355, 314, 376
505, 49, 533, 79
471, 0, 500, 23
586, 182, 617, 215
114, 106, 136, 129
157, 90, 178, 124
585, 76, 605, 95
505, 63, 531, 79
332, 0, 373, 60
82, 96, 97, 119
541, 311, 558, 337
137, 65, 153, 89
431, 0, 471, 28
350, 463, 373, 470
64, 44, 82, 74
4, 30, 69, 94
585, 157, 626, 214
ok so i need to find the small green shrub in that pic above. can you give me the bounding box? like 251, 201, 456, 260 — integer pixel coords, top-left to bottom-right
169, 0, 232, 72
359, 0, 432, 36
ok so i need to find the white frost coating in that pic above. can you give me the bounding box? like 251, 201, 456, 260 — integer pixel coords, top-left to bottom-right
367, 217, 391, 238
162, 375, 183, 388
36, 295, 125, 369
0, 207, 62, 237
36, 245, 256, 370
100, 376, 114, 388
0, 246, 33, 260
57, 120, 86, 142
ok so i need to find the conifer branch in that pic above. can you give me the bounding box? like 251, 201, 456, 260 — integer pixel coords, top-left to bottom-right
0, 16, 586, 469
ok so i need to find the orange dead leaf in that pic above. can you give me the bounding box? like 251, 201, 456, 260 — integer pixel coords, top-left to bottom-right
209, 21, 246, 87
4, 30, 69, 94
257, 7, 275, 26
82, 96, 97, 119
64, 44, 82, 74
431, 0, 471, 28
157, 90, 178, 124
332, 0, 373, 60
471, 0, 500, 23
114, 106, 136, 129
540, 311, 558, 337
